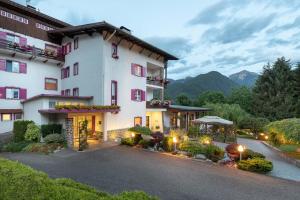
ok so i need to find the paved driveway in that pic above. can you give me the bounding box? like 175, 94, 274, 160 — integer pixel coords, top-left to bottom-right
1, 145, 300, 200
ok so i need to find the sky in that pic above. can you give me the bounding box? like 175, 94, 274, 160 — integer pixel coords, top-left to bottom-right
15, 0, 300, 79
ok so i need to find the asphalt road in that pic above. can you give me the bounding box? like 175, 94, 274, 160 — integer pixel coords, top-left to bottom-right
1, 145, 300, 200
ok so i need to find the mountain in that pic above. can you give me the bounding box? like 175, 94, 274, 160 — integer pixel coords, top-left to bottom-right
229, 70, 259, 87
165, 71, 239, 100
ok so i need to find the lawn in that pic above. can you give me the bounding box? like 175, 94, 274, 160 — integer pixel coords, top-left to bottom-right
278, 144, 300, 160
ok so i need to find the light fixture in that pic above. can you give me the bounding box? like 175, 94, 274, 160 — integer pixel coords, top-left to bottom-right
265, 135, 269, 140
173, 136, 177, 151
237, 145, 244, 161
131, 132, 135, 138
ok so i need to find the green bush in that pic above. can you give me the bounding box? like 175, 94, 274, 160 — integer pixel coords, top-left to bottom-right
25, 124, 41, 142
120, 138, 134, 146
265, 118, 300, 143
22, 143, 62, 154
13, 120, 34, 142
187, 126, 199, 138
138, 139, 151, 149
44, 134, 65, 144
0, 158, 157, 200
2, 141, 31, 152
199, 135, 212, 145
238, 158, 273, 173
179, 141, 204, 156
203, 145, 224, 162
41, 124, 63, 137
269, 132, 286, 146
128, 126, 152, 135
162, 136, 173, 152
242, 149, 265, 160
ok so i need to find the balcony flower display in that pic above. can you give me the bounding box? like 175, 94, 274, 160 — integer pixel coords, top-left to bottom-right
55, 104, 120, 111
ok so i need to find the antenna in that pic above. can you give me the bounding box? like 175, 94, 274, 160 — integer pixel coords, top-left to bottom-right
26, 0, 31, 6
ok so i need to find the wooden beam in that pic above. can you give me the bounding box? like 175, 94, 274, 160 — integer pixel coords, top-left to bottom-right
148, 52, 153, 57
103, 31, 109, 40
43, 59, 48, 63
117, 38, 123, 45
11, 53, 16, 57
139, 48, 144, 54
129, 43, 135, 50
156, 55, 161, 60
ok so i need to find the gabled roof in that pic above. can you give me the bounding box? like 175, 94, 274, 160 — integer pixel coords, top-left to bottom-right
48, 21, 178, 61
0, 0, 71, 28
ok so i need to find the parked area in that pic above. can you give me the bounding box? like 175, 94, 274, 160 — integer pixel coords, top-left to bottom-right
1, 145, 300, 200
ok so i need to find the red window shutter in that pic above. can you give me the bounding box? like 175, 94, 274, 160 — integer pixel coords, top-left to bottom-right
0, 31, 7, 40
19, 37, 27, 46
68, 42, 72, 53
61, 68, 64, 79
61, 90, 65, 96
142, 67, 146, 77
0, 59, 6, 71
131, 89, 135, 101
131, 64, 136, 75
19, 88, 27, 100
57, 47, 63, 56
19, 62, 27, 74
141, 90, 145, 101
62, 45, 66, 55
0, 87, 5, 99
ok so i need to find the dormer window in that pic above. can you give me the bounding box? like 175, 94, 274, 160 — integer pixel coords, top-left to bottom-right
112, 43, 118, 59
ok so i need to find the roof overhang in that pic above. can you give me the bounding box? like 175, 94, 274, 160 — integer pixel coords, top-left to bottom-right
167, 105, 212, 112
0, 109, 22, 113
21, 94, 93, 104
39, 108, 119, 114
48, 21, 178, 61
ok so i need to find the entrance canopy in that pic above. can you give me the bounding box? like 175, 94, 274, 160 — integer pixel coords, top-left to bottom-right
193, 116, 233, 126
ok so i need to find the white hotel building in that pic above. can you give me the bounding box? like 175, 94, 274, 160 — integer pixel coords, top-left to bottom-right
0, 0, 209, 148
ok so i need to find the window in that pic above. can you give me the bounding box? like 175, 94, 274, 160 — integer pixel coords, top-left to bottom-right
6, 60, 12, 72
65, 89, 70, 96
134, 117, 142, 126
73, 63, 79, 76
131, 64, 144, 77
73, 88, 79, 96
14, 113, 22, 120
12, 61, 20, 73
35, 23, 54, 31
63, 42, 72, 55
74, 38, 79, 50
6, 34, 19, 44
135, 65, 142, 76
111, 81, 117, 105
1, 114, 11, 121
66, 67, 70, 78
135, 90, 142, 101
131, 89, 145, 102
112, 43, 118, 59
49, 101, 56, 108
6, 88, 19, 99
45, 78, 58, 90
146, 116, 150, 127
0, 10, 28, 24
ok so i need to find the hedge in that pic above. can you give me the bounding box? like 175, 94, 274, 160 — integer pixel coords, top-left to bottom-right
128, 126, 152, 135
237, 158, 273, 174
13, 120, 34, 142
0, 158, 158, 200
41, 124, 62, 137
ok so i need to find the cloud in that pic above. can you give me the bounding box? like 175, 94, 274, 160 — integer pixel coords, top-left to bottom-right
145, 37, 193, 58
267, 39, 290, 47
64, 11, 94, 25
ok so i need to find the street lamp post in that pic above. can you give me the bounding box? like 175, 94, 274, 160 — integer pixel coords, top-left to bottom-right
173, 136, 177, 152
237, 145, 244, 161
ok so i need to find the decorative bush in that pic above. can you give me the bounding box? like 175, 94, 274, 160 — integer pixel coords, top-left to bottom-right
199, 135, 212, 145
169, 129, 187, 138
238, 158, 273, 173
179, 141, 204, 156
242, 149, 265, 160
41, 124, 62, 137
203, 145, 224, 162
2, 141, 31, 152
269, 132, 286, 146
0, 158, 157, 200
162, 136, 174, 152
44, 134, 65, 144
13, 120, 34, 142
24, 124, 41, 142
187, 125, 200, 138
128, 126, 152, 135
138, 139, 151, 149
22, 143, 63, 154
55, 104, 120, 111
120, 138, 134, 146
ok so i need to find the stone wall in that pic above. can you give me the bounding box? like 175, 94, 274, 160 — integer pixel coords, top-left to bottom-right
65, 118, 74, 148
107, 128, 130, 142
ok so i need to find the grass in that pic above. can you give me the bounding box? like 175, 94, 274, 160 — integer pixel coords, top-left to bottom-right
278, 144, 300, 160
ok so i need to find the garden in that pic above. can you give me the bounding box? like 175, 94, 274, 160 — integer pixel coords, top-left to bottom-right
0, 120, 65, 154
120, 125, 273, 174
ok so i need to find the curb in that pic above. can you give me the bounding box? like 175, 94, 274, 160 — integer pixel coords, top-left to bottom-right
261, 141, 300, 168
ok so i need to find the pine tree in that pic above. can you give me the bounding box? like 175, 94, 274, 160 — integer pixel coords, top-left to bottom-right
294, 63, 300, 117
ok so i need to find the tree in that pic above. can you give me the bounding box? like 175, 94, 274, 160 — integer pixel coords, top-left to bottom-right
227, 86, 253, 113
294, 63, 300, 117
252, 57, 295, 120
194, 91, 226, 106
239, 117, 269, 137
176, 94, 191, 106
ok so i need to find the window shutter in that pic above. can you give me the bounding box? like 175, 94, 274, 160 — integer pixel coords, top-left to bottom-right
19, 37, 27, 46
57, 47, 63, 56
19, 62, 27, 74
68, 42, 72, 53
131, 89, 135, 101
141, 90, 145, 101
62, 45, 66, 55
0, 31, 6, 40
20, 88, 27, 100
0, 87, 5, 99
61, 90, 64, 95
0, 59, 6, 71
131, 64, 136, 75
61, 68, 64, 79
142, 67, 146, 77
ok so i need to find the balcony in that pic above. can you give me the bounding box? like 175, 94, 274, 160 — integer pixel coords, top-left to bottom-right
0, 39, 64, 63
146, 76, 165, 87
146, 99, 170, 109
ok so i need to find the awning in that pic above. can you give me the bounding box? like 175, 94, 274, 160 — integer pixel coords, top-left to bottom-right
168, 105, 211, 112
39, 108, 119, 114
193, 116, 233, 126
0, 109, 23, 113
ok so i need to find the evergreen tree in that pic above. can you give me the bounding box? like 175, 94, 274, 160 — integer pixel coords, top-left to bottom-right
294, 63, 300, 117
194, 91, 226, 106
176, 94, 191, 106
227, 86, 253, 113
252, 57, 295, 120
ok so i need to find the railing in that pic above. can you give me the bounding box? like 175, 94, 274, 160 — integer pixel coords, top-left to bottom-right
146, 100, 170, 109
146, 76, 165, 87
0, 39, 64, 62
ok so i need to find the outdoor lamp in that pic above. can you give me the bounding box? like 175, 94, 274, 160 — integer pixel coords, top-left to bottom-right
265, 135, 269, 140
173, 136, 177, 151
131, 132, 135, 138
237, 145, 244, 161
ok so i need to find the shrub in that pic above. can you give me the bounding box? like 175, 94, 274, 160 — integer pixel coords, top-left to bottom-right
169, 129, 187, 138
138, 139, 151, 149
162, 136, 173, 152
13, 120, 33, 142
187, 126, 199, 138
128, 126, 152, 135
41, 124, 62, 137
120, 138, 134, 146
199, 135, 212, 145
25, 124, 41, 142
2, 141, 31, 152
238, 158, 273, 173
22, 143, 63, 154
179, 141, 204, 156
203, 145, 224, 162
0, 158, 157, 200
242, 149, 265, 160
44, 134, 65, 144
269, 132, 286, 146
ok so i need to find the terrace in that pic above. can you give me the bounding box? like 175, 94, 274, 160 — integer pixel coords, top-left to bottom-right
0, 38, 64, 64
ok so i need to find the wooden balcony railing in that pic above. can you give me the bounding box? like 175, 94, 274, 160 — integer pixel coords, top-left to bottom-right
0, 39, 64, 62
